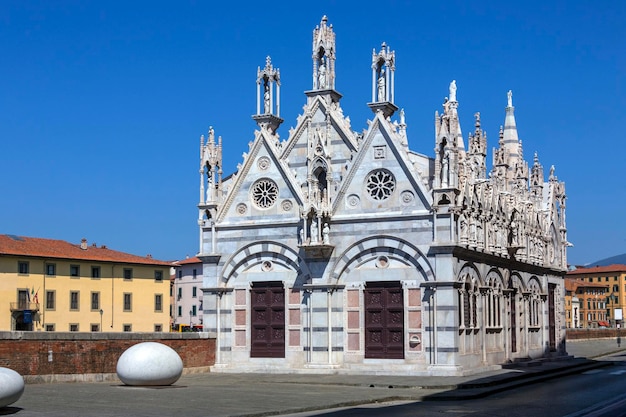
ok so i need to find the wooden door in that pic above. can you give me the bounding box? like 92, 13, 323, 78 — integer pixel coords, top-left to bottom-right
250, 282, 285, 358
364, 281, 404, 359
548, 283, 556, 351
510, 293, 517, 353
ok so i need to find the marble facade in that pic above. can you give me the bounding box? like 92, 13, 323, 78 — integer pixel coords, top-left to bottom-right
197, 16, 569, 376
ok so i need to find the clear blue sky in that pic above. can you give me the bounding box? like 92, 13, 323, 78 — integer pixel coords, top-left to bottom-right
1, 1, 624, 265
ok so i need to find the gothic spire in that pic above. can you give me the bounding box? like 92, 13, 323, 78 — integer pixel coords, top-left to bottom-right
253, 55, 283, 133
312, 16, 336, 91
367, 42, 398, 117
503, 90, 521, 166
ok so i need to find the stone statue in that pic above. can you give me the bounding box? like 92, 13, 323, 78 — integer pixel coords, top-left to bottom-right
263, 83, 270, 114
318, 63, 327, 89
507, 90, 513, 107
377, 70, 386, 101
310, 220, 319, 244
322, 223, 330, 244
441, 147, 450, 187
449, 80, 457, 102
299, 228, 305, 245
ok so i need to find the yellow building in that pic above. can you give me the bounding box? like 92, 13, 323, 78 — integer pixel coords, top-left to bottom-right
0, 234, 172, 332
566, 264, 626, 328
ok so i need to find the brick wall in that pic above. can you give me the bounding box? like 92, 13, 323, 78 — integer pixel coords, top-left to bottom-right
566, 328, 624, 340
0, 332, 215, 381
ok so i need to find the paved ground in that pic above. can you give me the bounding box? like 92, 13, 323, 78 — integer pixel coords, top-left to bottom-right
5, 338, 625, 417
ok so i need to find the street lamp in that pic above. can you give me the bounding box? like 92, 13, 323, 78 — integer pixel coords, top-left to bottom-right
99, 309, 103, 332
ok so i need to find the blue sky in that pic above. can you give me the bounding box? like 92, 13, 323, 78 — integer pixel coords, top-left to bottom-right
1, 1, 624, 265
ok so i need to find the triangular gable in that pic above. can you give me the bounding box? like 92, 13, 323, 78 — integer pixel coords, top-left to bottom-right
217, 129, 304, 224
333, 111, 432, 215
280, 95, 358, 163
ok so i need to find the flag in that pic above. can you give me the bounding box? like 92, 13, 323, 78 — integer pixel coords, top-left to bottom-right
33, 288, 39, 304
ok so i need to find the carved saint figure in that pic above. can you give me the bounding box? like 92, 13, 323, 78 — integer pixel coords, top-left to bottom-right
441, 147, 450, 187
449, 80, 457, 102
310, 220, 319, 244
507, 90, 513, 107
263, 83, 271, 114
377, 70, 386, 101
322, 223, 330, 244
318, 63, 327, 89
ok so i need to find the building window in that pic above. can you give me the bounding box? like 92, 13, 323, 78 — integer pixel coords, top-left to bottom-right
91, 266, 100, 279
18, 261, 29, 275
177, 287, 182, 300
70, 265, 80, 277
365, 169, 396, 201
45, 263, 56, 276
91, 292, 100, 311
154, 324, 163, 332
178, 306, 182, 317
45, 324, 55, 331
91, 324, 100, 332
123, 293, 132, 311
123, 268, 133, 280
70, 324, 79, 332
192, 287, 197, 298
70, 291, 80, 311
177, 270, 182, 279
123, 324, 132, 332
193, 269, 197, 279
154, 270, 163, 282
251, 178, 279, 208
192, 305, 197, 316
46, 290, 56, 310
155, 294, 163, 312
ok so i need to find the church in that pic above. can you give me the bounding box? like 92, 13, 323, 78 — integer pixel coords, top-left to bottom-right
197, 16, 569, 376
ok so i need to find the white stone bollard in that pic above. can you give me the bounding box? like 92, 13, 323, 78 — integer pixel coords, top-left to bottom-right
116, 342, 183, 386
0, 367, 25, 408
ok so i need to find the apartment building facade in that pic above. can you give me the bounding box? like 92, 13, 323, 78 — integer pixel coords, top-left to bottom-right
566, 264, 626, 328
0, 234, 171, 332
171, 257, 203, 331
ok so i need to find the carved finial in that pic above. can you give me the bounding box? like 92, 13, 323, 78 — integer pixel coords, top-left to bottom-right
474, 112, 481, 128
400, 108, 405, 125
265, 55, 272, 69
209, 126, 215, 143
321, 15, 328, 25
534, 151, 539, 165
449, 80, 457, 102
507, 90, 513, 107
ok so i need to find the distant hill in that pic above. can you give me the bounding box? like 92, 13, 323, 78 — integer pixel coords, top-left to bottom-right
586, 253, 626, 267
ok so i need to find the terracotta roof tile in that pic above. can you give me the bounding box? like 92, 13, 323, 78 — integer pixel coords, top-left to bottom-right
174, 256, 202, 266
0, 234, 171, 266
567, 264, 626, 275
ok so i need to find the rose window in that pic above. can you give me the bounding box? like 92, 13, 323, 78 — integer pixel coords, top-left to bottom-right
252, 179, 278, 208
366, 169, 395, 200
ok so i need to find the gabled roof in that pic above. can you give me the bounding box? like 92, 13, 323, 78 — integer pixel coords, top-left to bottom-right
0, 234, 171, 266
564, 278, 609, 292
567, 264, 626, 275
173, 256, 202, 266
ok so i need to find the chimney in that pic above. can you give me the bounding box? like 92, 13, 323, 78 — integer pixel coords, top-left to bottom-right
80, 238, 87, 250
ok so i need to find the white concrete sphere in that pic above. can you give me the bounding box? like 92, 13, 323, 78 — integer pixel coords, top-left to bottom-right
0, 367, 25, 408
116, 342, 183, 386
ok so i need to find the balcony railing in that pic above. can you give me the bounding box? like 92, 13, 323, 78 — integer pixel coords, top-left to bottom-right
10, 302, 40, 312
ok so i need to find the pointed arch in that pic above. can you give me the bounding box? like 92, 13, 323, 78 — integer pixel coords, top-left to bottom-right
457, 263, 481, 329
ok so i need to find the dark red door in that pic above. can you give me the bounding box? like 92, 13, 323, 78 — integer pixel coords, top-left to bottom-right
364, 281, 404, 359
250, 281, 285, 358
548, 283, 556, 351
510, 293, 517, 353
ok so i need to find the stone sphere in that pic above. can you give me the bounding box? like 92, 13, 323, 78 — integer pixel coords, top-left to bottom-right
116, 342, 183, 386
0, 367, 24, 408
